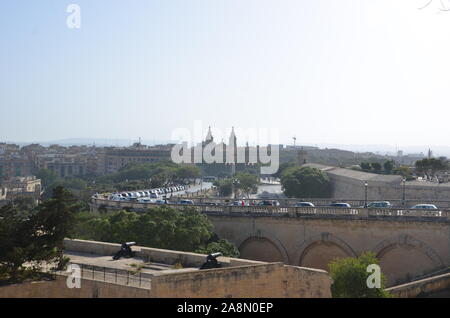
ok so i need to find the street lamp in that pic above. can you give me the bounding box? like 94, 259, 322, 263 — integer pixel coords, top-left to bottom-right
402, 178, 406, 206
232, 178, 240, 199
364, 181, 368, 208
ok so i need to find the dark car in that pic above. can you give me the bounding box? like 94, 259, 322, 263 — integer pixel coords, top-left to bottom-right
257, 200, 280, 206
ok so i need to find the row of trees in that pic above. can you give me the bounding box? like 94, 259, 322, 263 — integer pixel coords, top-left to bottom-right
98, 161, 200, 186
360, 160, 395, 174
415, 157, 449, 178
74, 207, 239, 257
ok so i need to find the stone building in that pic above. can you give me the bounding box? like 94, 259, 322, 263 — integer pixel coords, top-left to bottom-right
304, 163, 450, 202
98, 143, 173, 175
0, 143, 34, 179
35, 153, 89, 178
0, 176, 42, 204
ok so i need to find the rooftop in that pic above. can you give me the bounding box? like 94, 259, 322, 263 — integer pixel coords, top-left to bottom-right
304, 163, 403, 183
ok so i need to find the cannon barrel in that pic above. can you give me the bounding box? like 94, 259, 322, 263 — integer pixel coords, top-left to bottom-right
113, 242, 136, 260
200, 252, 223, 269
207, 252, 222, 260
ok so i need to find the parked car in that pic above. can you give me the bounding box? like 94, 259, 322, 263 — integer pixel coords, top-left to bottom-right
411, 204, 438, 210
155, 199, 167, 204
367, 201, 392, 208
329, 202, 351, 208
179, 199, 194, 205
257, 200, 280, 206
203, 202, 220, 206
294, 202, 315, 207
150, 193, 158, 199
138, 198, 155, 203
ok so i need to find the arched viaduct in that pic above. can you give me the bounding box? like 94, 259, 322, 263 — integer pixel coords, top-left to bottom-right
206, 213, 450, 286
90, 198, 450, 286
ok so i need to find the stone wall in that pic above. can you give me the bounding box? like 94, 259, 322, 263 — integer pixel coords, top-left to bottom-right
0, 239, 332, 298
0, 276, 151, 298
387, 272, 450, 298
150, 263, 331, 298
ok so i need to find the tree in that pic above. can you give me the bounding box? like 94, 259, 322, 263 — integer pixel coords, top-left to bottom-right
0, 186, 81, 283
175, 166, 201, 183
214, 178, 234, 197
383, 160, 395, 174
394, 166, 413, 180
273, 161, 297, 179
328, 252, 391, 298
35, 168, 59, 187
235, 172, 259, 198
280, 166, 331, 198
360, 162, 372, 172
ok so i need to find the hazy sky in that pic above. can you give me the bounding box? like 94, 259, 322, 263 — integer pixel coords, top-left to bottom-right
1, 0, 450, 147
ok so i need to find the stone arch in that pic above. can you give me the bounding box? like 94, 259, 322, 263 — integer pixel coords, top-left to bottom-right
297, 232, 357, 271
372, 234, 445, 285
237, 230, 290, 264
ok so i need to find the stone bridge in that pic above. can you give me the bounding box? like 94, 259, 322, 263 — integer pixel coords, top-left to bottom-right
91, 198, 450, 286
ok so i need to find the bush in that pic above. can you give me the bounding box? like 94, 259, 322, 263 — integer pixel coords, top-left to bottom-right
329, 252, 391, 298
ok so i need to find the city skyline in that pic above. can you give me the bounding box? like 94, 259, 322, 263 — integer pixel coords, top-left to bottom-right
2, 136, 450, 157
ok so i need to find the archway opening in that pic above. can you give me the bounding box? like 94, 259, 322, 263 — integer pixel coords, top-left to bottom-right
300, 241, 350, 271
377, 244, 440, 286
239, 237, 285, 263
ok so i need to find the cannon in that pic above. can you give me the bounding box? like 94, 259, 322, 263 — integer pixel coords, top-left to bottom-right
112, 242, 136, 260
199, 252, 222, 270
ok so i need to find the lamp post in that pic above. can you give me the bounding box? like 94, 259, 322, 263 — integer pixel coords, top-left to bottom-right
364, 181, 368, 208
402, 178, 406, 206
232, 178, 240, 199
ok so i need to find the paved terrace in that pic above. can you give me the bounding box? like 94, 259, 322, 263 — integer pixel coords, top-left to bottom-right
48, 239, 267, 290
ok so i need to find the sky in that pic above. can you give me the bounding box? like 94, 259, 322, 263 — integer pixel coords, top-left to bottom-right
1, 0, 450, 149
